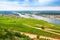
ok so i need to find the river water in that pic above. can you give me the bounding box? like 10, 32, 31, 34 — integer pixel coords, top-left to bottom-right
33, 15, 60, 25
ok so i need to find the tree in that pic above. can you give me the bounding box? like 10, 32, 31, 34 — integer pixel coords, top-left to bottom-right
14, 32, 21, 37
37, 35, 40, 39
41, 26, 45, 29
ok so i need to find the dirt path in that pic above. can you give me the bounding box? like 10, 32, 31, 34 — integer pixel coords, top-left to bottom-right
20, 32, 59, 40
22, 24, 60, 40
13, 30, 59, 40
10, 28, 60, 40
7, 24, 60, 40
35, 24, 60, 32
23, 24, 60, 35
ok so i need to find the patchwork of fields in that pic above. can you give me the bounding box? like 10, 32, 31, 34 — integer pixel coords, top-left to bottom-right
0, 16, 60, 40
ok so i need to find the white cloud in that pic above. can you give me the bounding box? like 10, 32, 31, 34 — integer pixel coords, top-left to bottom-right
38, 0, 54, 5
38, 0, 52, 3
0, 0, 60, 11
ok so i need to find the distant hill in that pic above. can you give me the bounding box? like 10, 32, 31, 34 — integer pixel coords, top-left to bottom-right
0, 11, 60, 15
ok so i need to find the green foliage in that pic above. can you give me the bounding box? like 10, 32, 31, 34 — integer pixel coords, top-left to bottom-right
0, 27, 33, 40
39, 38, 50, 40
14, 32, 21, 37
21, 34, 33, 40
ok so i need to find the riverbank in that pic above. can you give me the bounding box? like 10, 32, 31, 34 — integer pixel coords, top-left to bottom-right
42, 15, 60, 20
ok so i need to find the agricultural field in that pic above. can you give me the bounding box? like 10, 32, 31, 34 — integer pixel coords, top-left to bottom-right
0, 16, 60, 40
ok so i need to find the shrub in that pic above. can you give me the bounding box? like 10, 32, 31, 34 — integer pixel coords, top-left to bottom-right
41, 26, 45, 29
14, 32, 21, 37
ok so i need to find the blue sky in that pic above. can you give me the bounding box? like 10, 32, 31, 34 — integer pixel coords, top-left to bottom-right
0, 0, 60, 11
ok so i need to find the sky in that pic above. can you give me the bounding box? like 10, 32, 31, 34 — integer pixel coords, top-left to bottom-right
0, 0, 60, 11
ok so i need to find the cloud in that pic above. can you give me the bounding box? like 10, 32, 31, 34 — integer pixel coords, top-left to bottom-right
38, 0, 53, 3
0, 0, 60, 10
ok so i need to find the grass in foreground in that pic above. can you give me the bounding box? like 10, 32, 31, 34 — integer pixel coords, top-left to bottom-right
0, 27, 33, 40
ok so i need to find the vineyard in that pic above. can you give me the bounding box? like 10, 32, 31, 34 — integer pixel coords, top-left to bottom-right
0, 16, 60, 40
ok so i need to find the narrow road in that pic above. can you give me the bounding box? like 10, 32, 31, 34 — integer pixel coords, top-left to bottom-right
7, 24, 60, 40
22, 24, 60, 40
23, 24, 60, 35
13, 29, 59, 40
35, 24, 60, 32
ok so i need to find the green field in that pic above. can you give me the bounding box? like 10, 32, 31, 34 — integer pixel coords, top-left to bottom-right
0, 16, 60, 40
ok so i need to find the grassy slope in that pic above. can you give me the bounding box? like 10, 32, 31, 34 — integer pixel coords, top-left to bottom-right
0, 16, 60, 39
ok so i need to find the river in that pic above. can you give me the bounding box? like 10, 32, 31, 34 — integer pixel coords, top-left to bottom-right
33, 15, 60, 25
